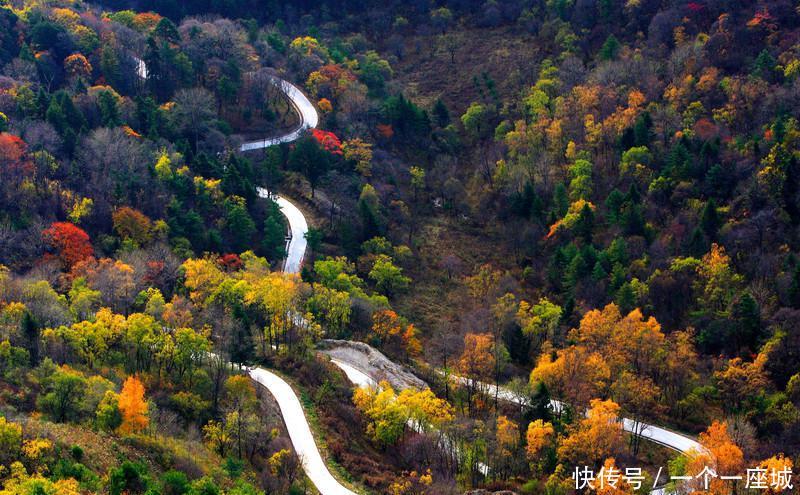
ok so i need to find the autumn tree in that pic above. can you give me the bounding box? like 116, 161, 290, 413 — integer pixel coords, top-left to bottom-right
526, 419, 555, 474
530, 345, 610, 411
67, 277, 101, 321
182, 257, 226, 305
222, 375, 261, 459
342, 138, 373, 177
73, 258, 136, 314
353, 381, 409, 447
682, 421, 744, 494
662, 329, 700, 407
396, 387, 454, 433
494, 415, 522, 479
596, 458, 636, 495
0, 416, 22, 466
96, 390, 122, 431
268, 448, 300, 487
610, 371, 662, 455
696, 243, 743, 316
306, 283, 351, 338
516, 297, 562, 354
123, 312, 160, 373
353, 381, 453, 446
458, 333, 495, 414
53, 307, 122, 369
558, 399, 624, 467
569, 304, 665, 378
759, 454, 793, 495
243, 267, 305, 352
42, 222, 94, 269
370, 309, 420, 359
64, 53, 92, 81
464, 264, 502, 303
118, 376, 149, 434
0, 134, 33, 185
172, 327, 211, 385
714, 354, 769, 416
113, 207, 153, 246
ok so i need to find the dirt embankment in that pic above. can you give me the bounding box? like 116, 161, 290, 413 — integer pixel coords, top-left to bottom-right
318, 339, 427, 391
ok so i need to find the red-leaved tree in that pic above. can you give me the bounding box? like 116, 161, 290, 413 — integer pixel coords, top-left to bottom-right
311, 129, 344, 155
0, 133, 34, 179
42, 222, 94, 268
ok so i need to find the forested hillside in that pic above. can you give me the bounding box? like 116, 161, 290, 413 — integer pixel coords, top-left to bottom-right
2, 0, 800, 494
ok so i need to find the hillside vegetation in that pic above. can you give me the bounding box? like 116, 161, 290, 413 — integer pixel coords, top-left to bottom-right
2, 0, 800, 494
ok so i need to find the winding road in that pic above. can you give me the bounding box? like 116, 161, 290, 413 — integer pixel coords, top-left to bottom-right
136, 53, 701, 494
137, 52, 354, 495
233, 69, 705, 493
235, 74, 357, 495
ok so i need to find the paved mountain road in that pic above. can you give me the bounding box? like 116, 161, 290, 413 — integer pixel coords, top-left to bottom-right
136, 53, 701, 494
220, 57, 703, 495
235, 74, 357, 495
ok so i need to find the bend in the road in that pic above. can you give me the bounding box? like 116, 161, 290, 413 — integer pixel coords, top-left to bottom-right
136, 53, 348, 495
249, 368, 357, 495
241, 79, 319, 152
256, 188, 308, 274
239, 76, 354, 495
136, 51, 701, 494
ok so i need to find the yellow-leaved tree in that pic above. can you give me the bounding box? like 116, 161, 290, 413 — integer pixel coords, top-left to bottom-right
526, 419, 555, 473
353, 381, 453, 447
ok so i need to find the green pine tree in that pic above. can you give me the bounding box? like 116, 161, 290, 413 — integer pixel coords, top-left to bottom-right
553, 183, 569, 217
591, 261, 608, 282
599, 34, 621, 61
687, 227, 708, 257
574, 203, 595, 243
432, 98, 450, 128
733, 292, 761, 351
262, 215, 287, 262
615, 282, 636, 313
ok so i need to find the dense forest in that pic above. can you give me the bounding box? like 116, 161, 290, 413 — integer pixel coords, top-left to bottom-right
2, 0, 800, 494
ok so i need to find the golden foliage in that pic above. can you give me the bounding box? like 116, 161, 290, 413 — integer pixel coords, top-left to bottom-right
557, 399, 624, 466
118, 376, 148, 435
458, 333, 495, 381
526, 419, 555, 462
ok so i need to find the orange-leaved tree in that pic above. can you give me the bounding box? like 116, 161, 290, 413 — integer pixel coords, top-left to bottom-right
0, 133, 33, 178
371, 309, 421, 359
557, 398, 624, 467
596, 457, 636, 495
458, 332, 495, 414
760, 454, 793, 495
683, 420, 744, 494
530, 345, 611, 411
118, 376, 148, 434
